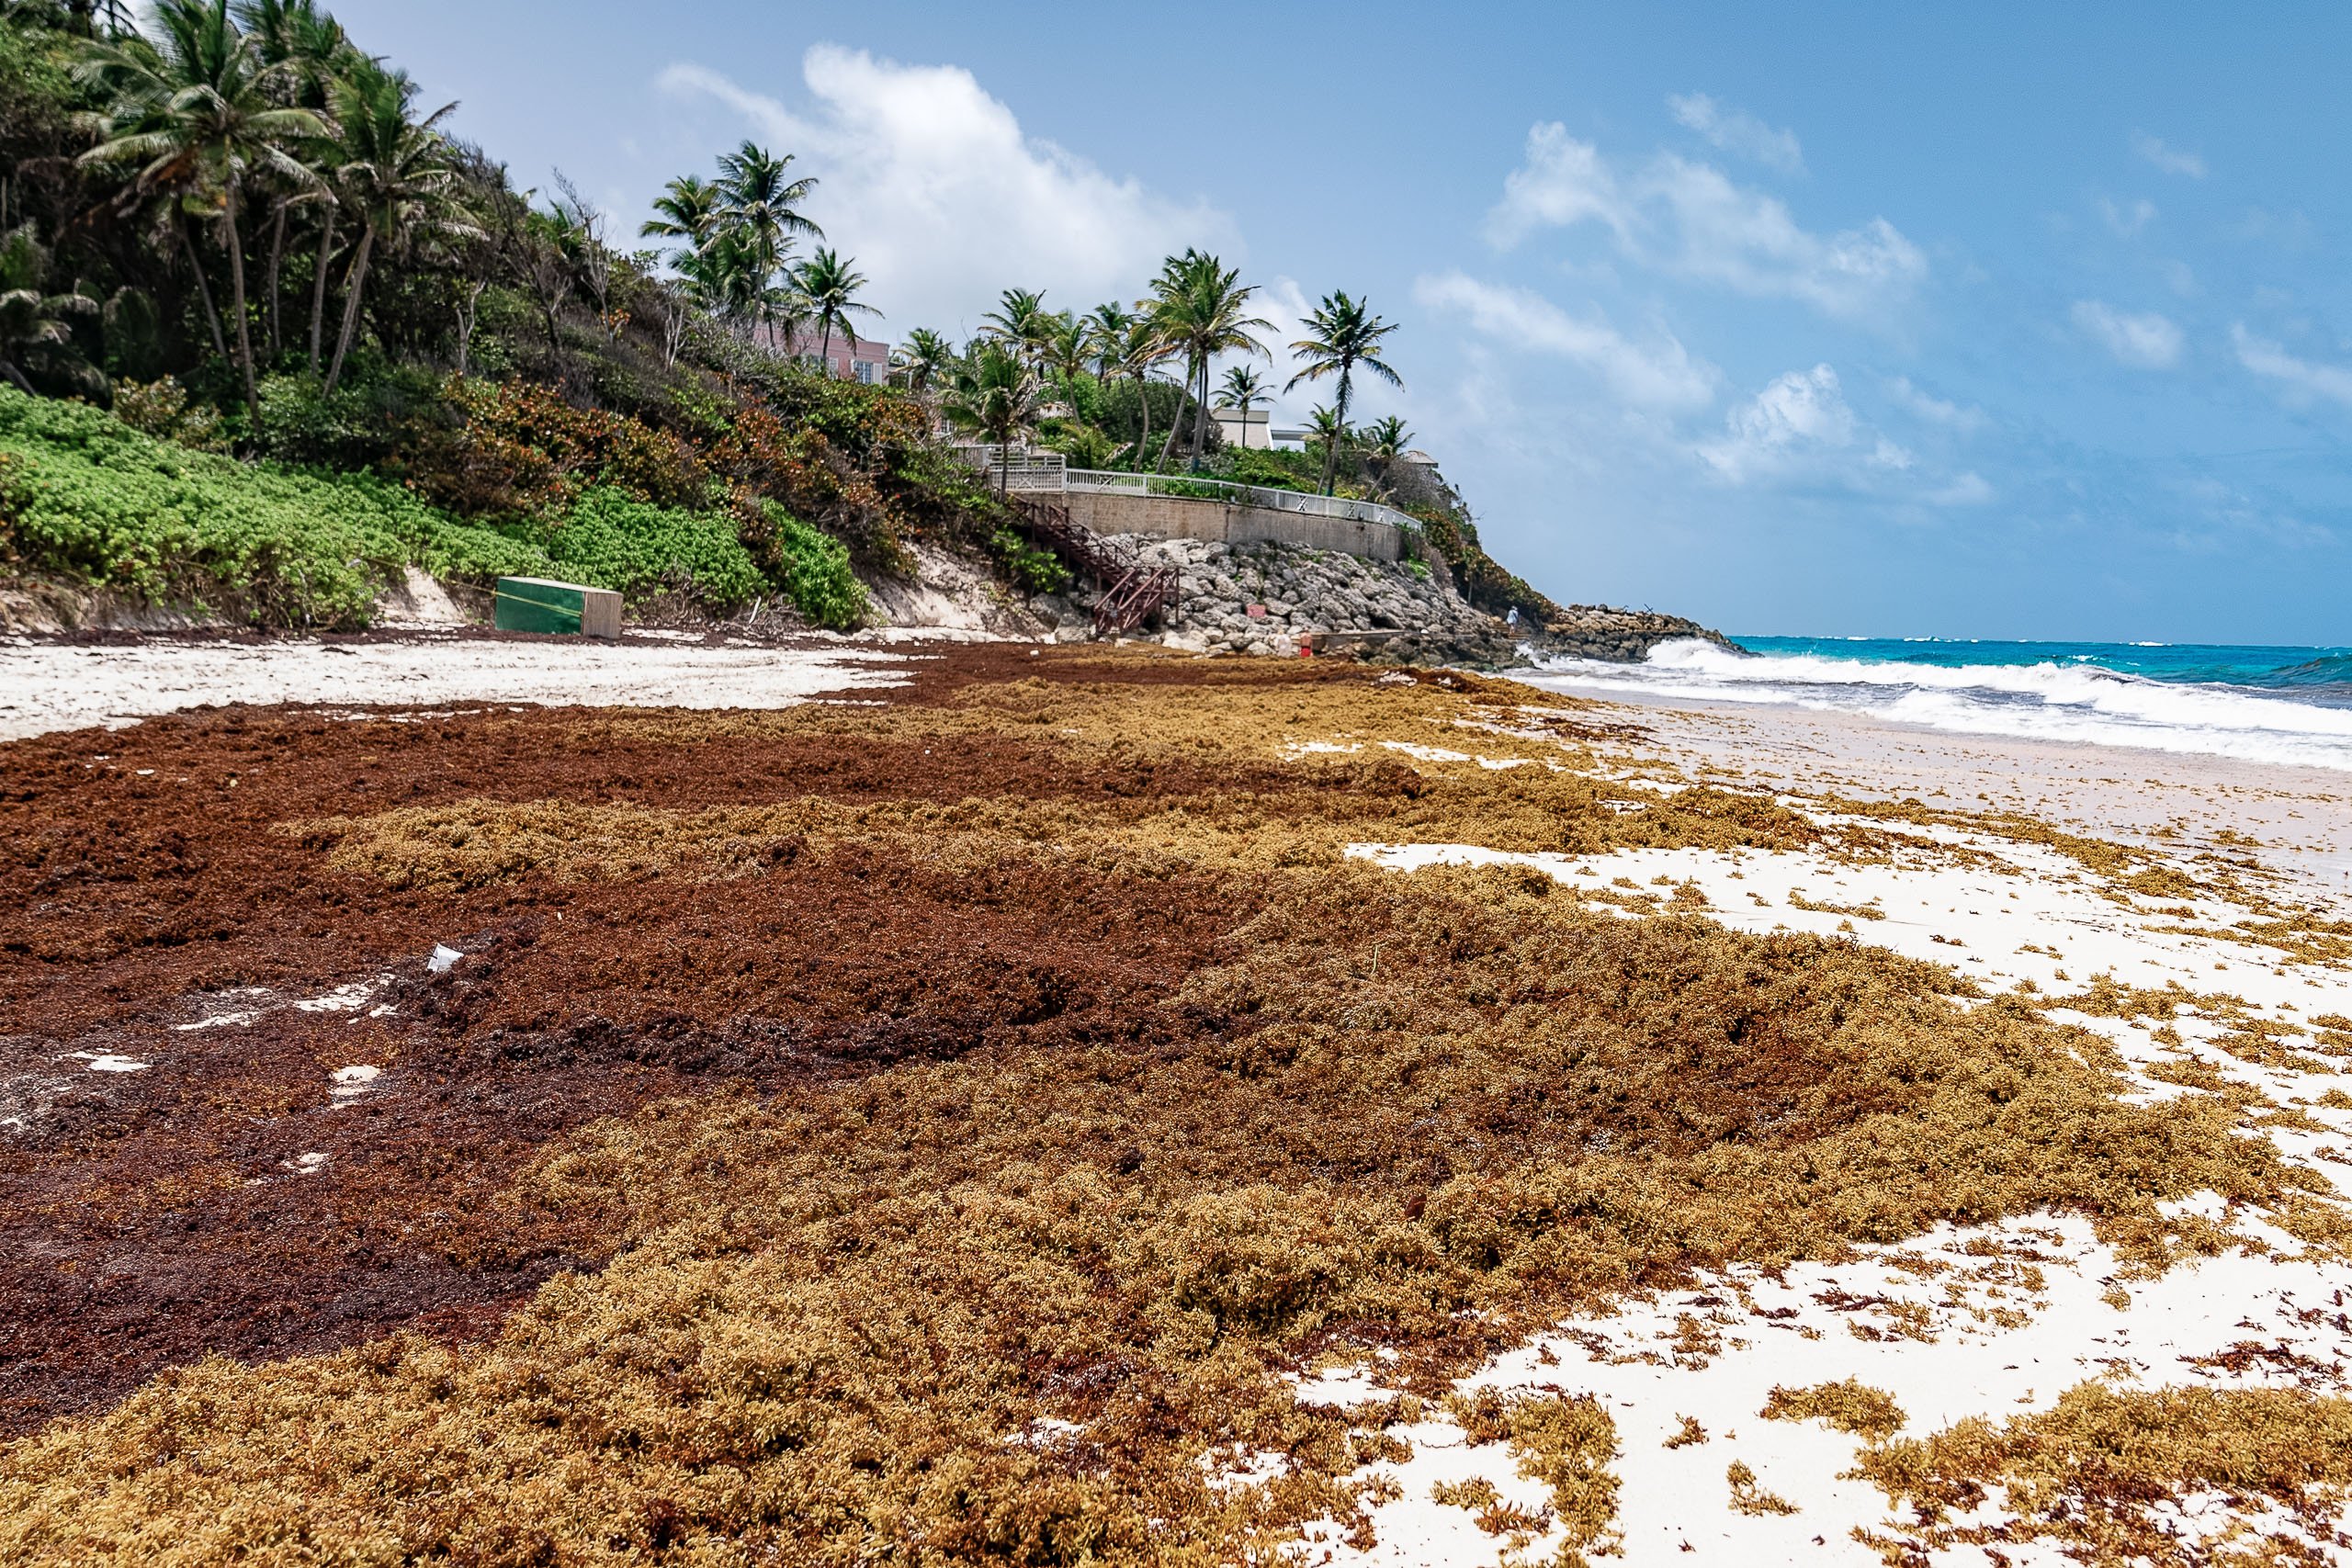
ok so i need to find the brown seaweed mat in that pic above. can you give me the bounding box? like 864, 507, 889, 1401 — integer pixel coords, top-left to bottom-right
0, 647, 2306, 1562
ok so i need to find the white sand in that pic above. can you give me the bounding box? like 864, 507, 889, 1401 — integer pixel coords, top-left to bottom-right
0, 632, 911, 741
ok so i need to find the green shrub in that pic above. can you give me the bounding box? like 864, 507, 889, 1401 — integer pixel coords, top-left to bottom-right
989, 525, 1071, 594
0, 383, 545, 626
522, 486, 764, 609
751, 500, 865, 628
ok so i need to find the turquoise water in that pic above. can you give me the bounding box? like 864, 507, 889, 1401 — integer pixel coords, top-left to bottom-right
1526, 636, 2352, 771
1735, 638, 2352, 702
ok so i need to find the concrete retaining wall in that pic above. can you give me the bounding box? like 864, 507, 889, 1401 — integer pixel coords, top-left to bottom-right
1057, 490, 1411, 563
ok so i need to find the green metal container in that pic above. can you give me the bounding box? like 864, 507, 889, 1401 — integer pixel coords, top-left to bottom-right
492, 576, 622, 637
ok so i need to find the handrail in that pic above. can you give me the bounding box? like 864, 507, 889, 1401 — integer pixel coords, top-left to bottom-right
1062, 468, 1421, 535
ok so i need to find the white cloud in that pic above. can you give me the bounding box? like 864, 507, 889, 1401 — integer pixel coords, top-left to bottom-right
1486, 123, 1924, 321
2098, 197, 2156, 237
2071, 300, 2183, 368
1700, 364, 1881, 482
2132, 132, 2206, 179
2233, 325, 2352, 408
658, 49, 1229, 336
1667, 93, 1804, 174
1412, 272, 1719, 412
1885, 375, 1987, 433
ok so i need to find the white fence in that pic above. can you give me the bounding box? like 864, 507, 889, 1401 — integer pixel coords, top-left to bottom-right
952, 446, 1067, 491
1063, 469, 1422, 535
950, 446, 1423, 535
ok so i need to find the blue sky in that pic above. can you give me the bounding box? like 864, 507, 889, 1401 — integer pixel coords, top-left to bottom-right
334, 0, 2351, 643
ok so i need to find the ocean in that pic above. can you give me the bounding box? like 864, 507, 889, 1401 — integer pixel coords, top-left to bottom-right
1525, 637, 2352, 772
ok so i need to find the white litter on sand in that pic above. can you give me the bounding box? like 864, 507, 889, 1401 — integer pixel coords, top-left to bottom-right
426, 944, 463, 975
282, 1152, 330, 1175
0, 634, 910, 741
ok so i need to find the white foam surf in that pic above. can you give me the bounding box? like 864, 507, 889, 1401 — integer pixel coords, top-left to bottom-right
1527, 638, 2352, 772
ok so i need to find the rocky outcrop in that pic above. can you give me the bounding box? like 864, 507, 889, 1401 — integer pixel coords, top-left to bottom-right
1072, 535, 1729, 669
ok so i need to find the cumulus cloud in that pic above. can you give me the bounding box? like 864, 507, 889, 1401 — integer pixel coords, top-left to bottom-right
1486, 123, 1924, 321
2132, 132, 2206, 178
1412, 271, 1719, 412
2233, 325, 2352, 408
1885, 375, 1987, 433
2071, 300, 2184, 368
1698, 364, 1909, 482
659, 49, 1229, 335
1667, 93, 1804, 175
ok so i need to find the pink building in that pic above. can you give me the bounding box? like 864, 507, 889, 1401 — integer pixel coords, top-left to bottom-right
753, 322, 894, 384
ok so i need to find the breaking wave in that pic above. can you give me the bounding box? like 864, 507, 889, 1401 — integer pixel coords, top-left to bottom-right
1526, 637, 2352, 772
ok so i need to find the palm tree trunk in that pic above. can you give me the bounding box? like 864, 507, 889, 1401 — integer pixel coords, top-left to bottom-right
323, 225, 375, 397
1156, 356, 1189, 472
819, 320, 833, 376
1132, 371, 1150, 473
1190, 358, 1211, 469
264, 201, 287, 360
179, 213, 228, 363
307, 206, 337, 369
222, 188, 261, 424
1321, 367, 1352, 495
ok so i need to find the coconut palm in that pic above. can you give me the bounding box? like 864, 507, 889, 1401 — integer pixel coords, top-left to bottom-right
1103, 313, 1173, 472
1147, 249, 1271, 471
892, 326, 954, 393
1303, 403, 1351, 475
710, 141, 819, 281
1213, 364, 1270, 451
792, 246, 877, 374
981, 287, 1054, 372
1082, 300, 1133, 380
941, 338, 1041, 492
73, 0, 325, 422
1284, 289, 1401, 494
0, 222, 98, 393
319, 57, 473, 394
233, 0, 347, 358
639, 173, 721, 250
1042, 311, 1087, 388
1361, 413, 1415, 497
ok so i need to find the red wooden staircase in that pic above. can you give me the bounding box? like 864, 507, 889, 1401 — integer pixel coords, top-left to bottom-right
1011, 496, 1179, 636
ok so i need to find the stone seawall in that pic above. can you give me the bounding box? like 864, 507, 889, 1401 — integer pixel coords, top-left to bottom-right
1057, 489, 1417, 564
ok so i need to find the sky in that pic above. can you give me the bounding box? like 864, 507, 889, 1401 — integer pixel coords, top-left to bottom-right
329, 0, 2352, 643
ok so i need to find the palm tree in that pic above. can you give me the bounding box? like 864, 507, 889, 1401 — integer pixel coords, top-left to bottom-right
1082, 300, 1133, 380
711, 141, 819, 279
0, 222, 98, 393
1147, 249, 1271, 471
319, 58, 473, 394
792, 246, 877, 374
892, 326, 953, 393
1214, 364, 1269, 451
74, 0, 324, 423
1304, 403, 1351, 478
1104, 313, 1173, 472
1042, 312, 1087, 389
233, 0, 347, 359
941, 338, 1040, 492
640, 173, 721, 250
981, 287, 1054, 372
1285, 289, 1402, 494
1362, 414, 1413, 497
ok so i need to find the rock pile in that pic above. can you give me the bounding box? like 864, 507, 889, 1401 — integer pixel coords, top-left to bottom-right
1100, 536, 1512, 663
